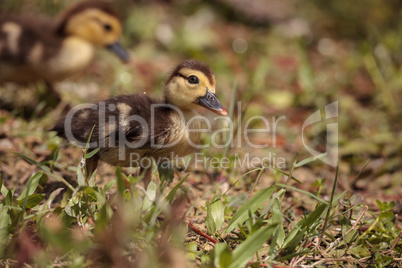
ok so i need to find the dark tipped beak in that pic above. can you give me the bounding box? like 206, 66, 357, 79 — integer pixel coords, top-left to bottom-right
197, 89, 228, 116
107, 42, 130, 63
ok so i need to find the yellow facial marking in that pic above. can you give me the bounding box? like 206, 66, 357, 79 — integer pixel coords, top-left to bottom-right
2, 22, 21, 54
65, 9, 122, 46
164, 67, 217, 110
179, 68, 216, 93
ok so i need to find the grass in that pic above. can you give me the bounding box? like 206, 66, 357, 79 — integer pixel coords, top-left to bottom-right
1, 154, 400, 267
1, 0, 402, 267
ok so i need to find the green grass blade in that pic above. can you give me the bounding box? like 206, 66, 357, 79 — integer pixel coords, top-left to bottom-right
283, 203, 327, 250
165, 174, 189, 203
14, 152, 75, 191
276, 183, 328, 205
17, 171, 43, 201
225, 186, 275, 233
320, 161, 339, 241
333, 160, 369, 203
115, 167, 125, 197
261, 189, 286, 216
272, 168, 303, 184
295, 153, 327, 168
84, 147, 100, 159
229, 223, 278, 268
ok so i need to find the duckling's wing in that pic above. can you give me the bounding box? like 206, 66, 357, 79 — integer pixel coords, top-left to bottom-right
52, 94, 173, 150
119, 95, 173, 148
0, 16, 60, 65
51, 104, 100, 147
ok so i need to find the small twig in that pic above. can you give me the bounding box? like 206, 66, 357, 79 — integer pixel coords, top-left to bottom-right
292, 254, 307, 267
345, 206, 368, 236
366, 240, 374, 248
289, 240, 309, 266
308, 257, 355, 267
247, 263, 299, 268
304, 242, 313, 248
188, 221, 217, 244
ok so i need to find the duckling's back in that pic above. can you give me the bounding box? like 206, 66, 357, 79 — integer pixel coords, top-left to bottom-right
0, 16, 64, 83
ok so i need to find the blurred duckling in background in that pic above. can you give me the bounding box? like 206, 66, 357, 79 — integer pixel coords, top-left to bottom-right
0, 0, 130, 103
53, 59, 227, 185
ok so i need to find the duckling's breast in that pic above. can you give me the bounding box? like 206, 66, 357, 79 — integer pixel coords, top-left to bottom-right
150, 110, 201, 159
44, 37, 94, 81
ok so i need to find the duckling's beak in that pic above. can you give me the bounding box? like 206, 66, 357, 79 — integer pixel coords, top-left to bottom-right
107, 42, 130, 62
197, 89, 228, 116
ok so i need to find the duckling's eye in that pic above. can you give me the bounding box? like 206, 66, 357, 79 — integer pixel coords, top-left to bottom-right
188, 75, 199, 84
103, 23, 112, 32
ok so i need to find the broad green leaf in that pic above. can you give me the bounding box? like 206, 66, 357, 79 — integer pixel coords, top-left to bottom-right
0, 207, 11, 256
379, 211, 394, 223
0, 206, 11, 230
349, 245, 371, 258
81, 186, 97, 202
17, 171, 43, 201
213, 243, 232, 268
186, 242, 198, 261
206, 201, 216, 234
229, 223, 278, 268
77, 163, 85, 186
211, 198, 224, 231
272, 199, 285, 248
84, 148, 100, 159
142, 180, 157, 211
17, 194, 45, 209
225, 186, 275, 233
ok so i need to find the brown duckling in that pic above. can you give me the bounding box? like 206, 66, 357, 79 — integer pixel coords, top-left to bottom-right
52, 59, 227, 182
0, 1, 129, 101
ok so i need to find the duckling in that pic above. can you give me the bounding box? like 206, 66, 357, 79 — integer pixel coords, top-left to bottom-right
0, 1, 129, 102
52, 59, 227, 182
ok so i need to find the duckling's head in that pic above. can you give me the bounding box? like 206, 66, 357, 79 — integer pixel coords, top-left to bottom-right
56, 1, 129, 62
164, 59, 228, 116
